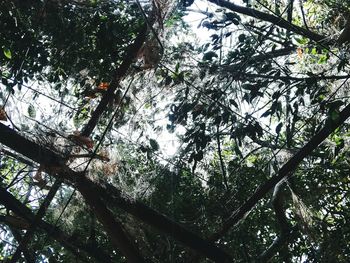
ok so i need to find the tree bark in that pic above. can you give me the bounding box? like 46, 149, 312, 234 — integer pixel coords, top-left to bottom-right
76, 179, 146, 263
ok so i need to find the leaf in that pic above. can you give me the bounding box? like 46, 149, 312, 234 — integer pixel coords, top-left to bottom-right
97, 82, 109, 90
175, 62, 180, 73
28, 104, 36, 118
275, 122, 283, 134
0, 107, 7, 121
238, 34, 246, 42
203, 51, 218, 61
194, 150, 203, 161
329, 110, 340, 122
149, 139, 159, 151
3, 47, 12, 59
225, 12, 241, 22
68, 131, 94, 149
229, 99, 238, 108
261, 109, 271, 118
231, 19, 239, 25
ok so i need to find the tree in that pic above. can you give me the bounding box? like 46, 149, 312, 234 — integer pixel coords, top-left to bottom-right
0, 0, 350, 262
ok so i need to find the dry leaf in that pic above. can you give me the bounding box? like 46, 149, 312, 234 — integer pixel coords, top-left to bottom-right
139, 38, 162, 69
0, 107, 7, 121
97, 82, 110, 90
97, 151, 110, 162
34, 166, 43, 181
68, 131, 94, 149
297, 48, 303, 59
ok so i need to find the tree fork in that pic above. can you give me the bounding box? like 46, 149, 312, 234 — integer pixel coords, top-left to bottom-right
0, 123, 233, 262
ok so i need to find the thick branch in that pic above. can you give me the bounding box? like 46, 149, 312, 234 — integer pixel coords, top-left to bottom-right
207, 0, 330, 44
1, 148, 35, 167
227, 72, 350, 82
0, 125, 64, 167
81, 23, 148, 137
0, 123, 233, 262
77, 179, 146, 263
209, 103, 350, 241
244, 46, 295, 63
96, 179, 233, 262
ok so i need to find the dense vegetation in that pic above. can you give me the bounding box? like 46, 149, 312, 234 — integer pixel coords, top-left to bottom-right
1, 0, 350, 262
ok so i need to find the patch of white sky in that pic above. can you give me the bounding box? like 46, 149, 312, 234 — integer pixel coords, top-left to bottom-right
132, 1, 227, 158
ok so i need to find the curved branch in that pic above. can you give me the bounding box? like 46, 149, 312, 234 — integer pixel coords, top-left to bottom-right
272, 182, 290, 234
257, 182, 298, 262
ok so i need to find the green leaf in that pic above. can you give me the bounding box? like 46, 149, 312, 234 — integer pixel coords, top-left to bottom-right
275, 122, 283, 134
194, 150, 203, 161
28, 104, 36, 118
330, 110, 340, 122
149, 139, 159, 151
229, 99, 238, 108
3, 48, 11, 59
203, 51, 218, 61
238, 34, 246, 42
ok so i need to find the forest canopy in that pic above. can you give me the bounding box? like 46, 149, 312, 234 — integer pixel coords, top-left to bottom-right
0, 0, 350, 262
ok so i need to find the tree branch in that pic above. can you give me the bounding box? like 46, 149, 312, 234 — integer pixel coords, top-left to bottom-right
8, 226, 35, 263
0, 185, 113, 263
76, 178, 146, 263
81, 23, 148, 137
216, 125, 229, 189
226, 72, 350, 82
10, 179, 63, 263
207, 0, 330, 44
258, 226, 298, 262
0, 123, 233, 262
208, 103, 350, 241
